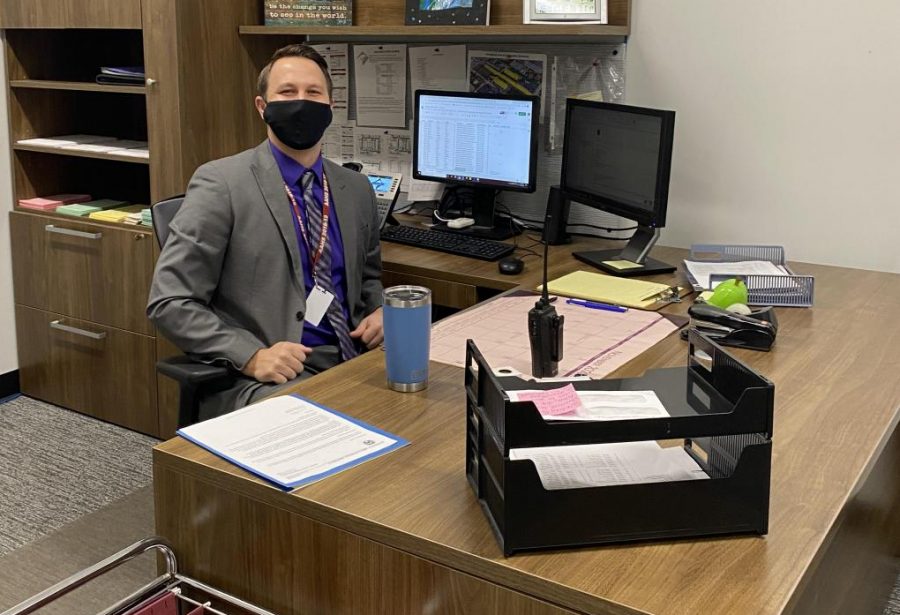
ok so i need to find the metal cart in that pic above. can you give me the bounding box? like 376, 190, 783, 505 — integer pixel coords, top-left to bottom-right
1, 537, 278, 615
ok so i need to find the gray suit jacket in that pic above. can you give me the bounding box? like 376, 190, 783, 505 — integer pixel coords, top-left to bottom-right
148, 141, 383, 410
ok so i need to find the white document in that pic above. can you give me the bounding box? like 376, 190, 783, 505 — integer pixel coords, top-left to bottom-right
409, 45, 468, 95
354, 44, 407, 128
354, 125, 414, 191
17, 134, 117, 148
468, 50, 547, 105
115, 148, 150, 159
683, 260, 790, 290
407, 178, 444, 202
322, 120, 357, 164
311, 43, 349, 124
510, 441, 708, 490
548, 55, 607, 151
177, 394, 408, 490
62, 139, 148, 153
507, 389, 669, 422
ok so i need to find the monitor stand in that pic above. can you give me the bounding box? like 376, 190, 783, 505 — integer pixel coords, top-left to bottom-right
433, 186, 518, 240
573, 226, 675, 277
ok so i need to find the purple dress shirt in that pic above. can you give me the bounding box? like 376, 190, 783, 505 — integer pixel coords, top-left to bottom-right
270, 142, 349, 348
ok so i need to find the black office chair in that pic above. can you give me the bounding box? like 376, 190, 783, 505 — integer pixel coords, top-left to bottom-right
152, 195, 232, 428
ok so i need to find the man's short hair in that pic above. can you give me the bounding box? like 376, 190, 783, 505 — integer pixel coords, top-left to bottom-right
257, 44, 333, 100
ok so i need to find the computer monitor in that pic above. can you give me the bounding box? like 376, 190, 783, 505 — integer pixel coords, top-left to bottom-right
560, 99, 676, 277
413, 90, 539, 240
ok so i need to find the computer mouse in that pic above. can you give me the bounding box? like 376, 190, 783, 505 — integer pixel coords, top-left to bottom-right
498, 257, 524, 275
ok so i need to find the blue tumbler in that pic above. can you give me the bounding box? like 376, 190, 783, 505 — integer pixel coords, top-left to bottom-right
383, 285, 431, 392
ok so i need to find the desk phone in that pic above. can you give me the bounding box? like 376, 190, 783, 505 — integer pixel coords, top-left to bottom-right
364, 171, 402, 229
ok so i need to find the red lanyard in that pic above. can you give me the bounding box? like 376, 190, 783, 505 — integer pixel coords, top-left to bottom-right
284, 173, 330, 283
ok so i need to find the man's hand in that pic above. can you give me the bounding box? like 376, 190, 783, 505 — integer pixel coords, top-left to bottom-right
242, 342, 313, 384
350, 307, 384, 349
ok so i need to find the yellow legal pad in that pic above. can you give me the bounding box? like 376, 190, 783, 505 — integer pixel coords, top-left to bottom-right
540, 270, 676, 310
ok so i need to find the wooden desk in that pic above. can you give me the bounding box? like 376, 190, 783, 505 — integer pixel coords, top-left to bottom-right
153, 256, 900, 615
379, 230, 683, 309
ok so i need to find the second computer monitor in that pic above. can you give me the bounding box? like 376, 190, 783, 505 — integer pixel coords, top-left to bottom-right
561, 99, 676, 276
413, 90, 539, 239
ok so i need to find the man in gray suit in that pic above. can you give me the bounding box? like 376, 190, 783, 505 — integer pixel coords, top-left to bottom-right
148, 44, 384, 417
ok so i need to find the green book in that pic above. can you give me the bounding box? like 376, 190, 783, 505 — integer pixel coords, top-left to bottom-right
83, 198, 129, 210
56, 204, 102, 217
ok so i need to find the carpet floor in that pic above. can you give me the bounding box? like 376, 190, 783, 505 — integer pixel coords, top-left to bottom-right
0, 395, 157, 557
0, 486, 156, 615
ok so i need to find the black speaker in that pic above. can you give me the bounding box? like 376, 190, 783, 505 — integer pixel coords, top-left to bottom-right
541, 185, 571, 245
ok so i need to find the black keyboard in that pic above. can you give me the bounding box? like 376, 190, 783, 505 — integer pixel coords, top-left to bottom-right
380, 225, 514, 261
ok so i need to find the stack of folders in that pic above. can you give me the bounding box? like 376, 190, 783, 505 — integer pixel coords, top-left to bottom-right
61, 139, 148, 158
123, 210, 144, 226
140, 208, 153, 227
16, 134, 114, 148
96, 66, 145, 86
18, 193, 91, 212
16, 134, 149, 159
57, 199, 129, 217
89, 204, 146, 223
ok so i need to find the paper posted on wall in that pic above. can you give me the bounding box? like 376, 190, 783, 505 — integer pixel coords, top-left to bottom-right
468, 50, 547, 104
310, 43, 349, 124
354, 44, 407, 128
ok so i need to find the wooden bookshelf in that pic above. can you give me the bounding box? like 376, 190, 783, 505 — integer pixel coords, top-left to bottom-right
3, 0, 265, 438
239, 24, 629, 40
243, 0, 629, 39
10, 79, 147, 95
13, 143, 150, 165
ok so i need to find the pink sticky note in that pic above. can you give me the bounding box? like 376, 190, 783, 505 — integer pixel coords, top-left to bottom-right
18, 197, 60, 210
516, 384, 582, 417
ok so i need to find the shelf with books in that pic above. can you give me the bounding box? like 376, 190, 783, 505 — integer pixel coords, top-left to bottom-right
10, 79, 147, 95
239, 23, 628, 40
12, 143, 151, 165
245, 0, 628, 38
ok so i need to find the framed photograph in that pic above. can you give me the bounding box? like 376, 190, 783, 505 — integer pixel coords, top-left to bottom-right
523, 0, 606, 24
405, 0, 489, 26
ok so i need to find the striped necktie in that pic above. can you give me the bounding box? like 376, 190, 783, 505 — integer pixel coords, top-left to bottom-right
301, 170, 358, 361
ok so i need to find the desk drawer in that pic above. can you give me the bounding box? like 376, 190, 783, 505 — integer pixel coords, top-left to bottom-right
15, 305, 159, 436
11, 211, 155, 335
382, 271, 477, 309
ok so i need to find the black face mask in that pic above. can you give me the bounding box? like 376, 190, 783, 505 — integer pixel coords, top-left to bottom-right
262, 99, 333, 151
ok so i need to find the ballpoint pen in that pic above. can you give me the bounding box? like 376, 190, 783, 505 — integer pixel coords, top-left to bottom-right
565, 298, 628, 313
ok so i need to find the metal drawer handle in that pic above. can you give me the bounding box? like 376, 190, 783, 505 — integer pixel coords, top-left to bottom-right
50, 320, 107, 340
44, 225, 103, 240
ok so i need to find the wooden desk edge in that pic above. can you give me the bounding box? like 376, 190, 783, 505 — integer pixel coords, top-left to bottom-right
152, 441, 645, 615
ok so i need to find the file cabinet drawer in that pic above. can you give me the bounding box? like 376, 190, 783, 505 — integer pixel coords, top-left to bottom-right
11, 211, 155, 335
15, 305, 159, 436
382, 271, 478, 309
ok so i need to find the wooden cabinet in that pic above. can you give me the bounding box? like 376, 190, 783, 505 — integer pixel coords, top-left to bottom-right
3, 0, 264, 437
15, 305, 158, 434
0, 0, 142, 29
11, 212, 155, 334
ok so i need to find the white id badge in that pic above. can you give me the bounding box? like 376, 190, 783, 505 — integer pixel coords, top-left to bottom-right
305, 286, 334, 327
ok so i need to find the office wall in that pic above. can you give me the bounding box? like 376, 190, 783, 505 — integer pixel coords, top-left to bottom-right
0, 35, 17, 374
626, 1, 900, 273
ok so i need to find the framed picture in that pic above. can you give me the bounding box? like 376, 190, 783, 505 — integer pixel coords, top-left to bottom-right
405, 0, 489, 25
523, 0, 606, 24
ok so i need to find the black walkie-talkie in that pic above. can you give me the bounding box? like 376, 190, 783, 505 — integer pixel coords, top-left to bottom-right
529, 227, 564, 378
